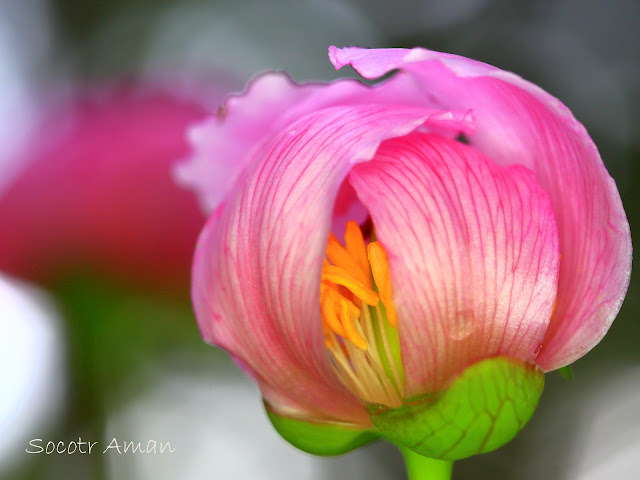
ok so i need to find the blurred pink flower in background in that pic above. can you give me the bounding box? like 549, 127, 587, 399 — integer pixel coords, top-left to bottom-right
0, 84, 214, 293
180, 46, 631, 432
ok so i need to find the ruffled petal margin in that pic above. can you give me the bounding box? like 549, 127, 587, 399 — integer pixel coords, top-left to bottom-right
176, 70, 473, 214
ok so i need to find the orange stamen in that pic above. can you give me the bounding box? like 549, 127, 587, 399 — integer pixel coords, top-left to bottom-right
344, 221, 371, 286
326, 233, 370, 287
338, 298, 368, 350
367, 242, 398, 328
322, 265, 379, 306
321, 286, 346, 337
322, 323, 334, 349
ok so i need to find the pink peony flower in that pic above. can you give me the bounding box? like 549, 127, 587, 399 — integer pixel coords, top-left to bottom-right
179, 47, 631, 457
0, 84, 211, 293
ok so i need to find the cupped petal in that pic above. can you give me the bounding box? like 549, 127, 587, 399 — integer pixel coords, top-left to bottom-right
332, 46, 631, 370
177, 71, 474, 214
349, 132, 560, 396
192, 104, 471, 422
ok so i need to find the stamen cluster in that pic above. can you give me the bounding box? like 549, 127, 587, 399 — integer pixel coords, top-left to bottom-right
320, 221, 404, 407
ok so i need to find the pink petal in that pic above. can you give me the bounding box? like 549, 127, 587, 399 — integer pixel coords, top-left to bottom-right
192, 104, 471, 422
331, 46, 631, 371
350, 132, 560, 395
0, 85, 208, 292
177, 71, 474, 214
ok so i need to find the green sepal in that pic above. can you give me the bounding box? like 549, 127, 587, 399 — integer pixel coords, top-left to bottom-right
265, 403, 379, 456
368, 356, 544, 461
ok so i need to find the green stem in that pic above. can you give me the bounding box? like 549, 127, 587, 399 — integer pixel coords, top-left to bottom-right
400, 446, 454, 480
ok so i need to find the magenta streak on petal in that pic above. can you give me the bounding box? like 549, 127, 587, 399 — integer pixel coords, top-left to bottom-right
192, 105, 472, 423
330, 46, 631, 371
350, 132, 560, 395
